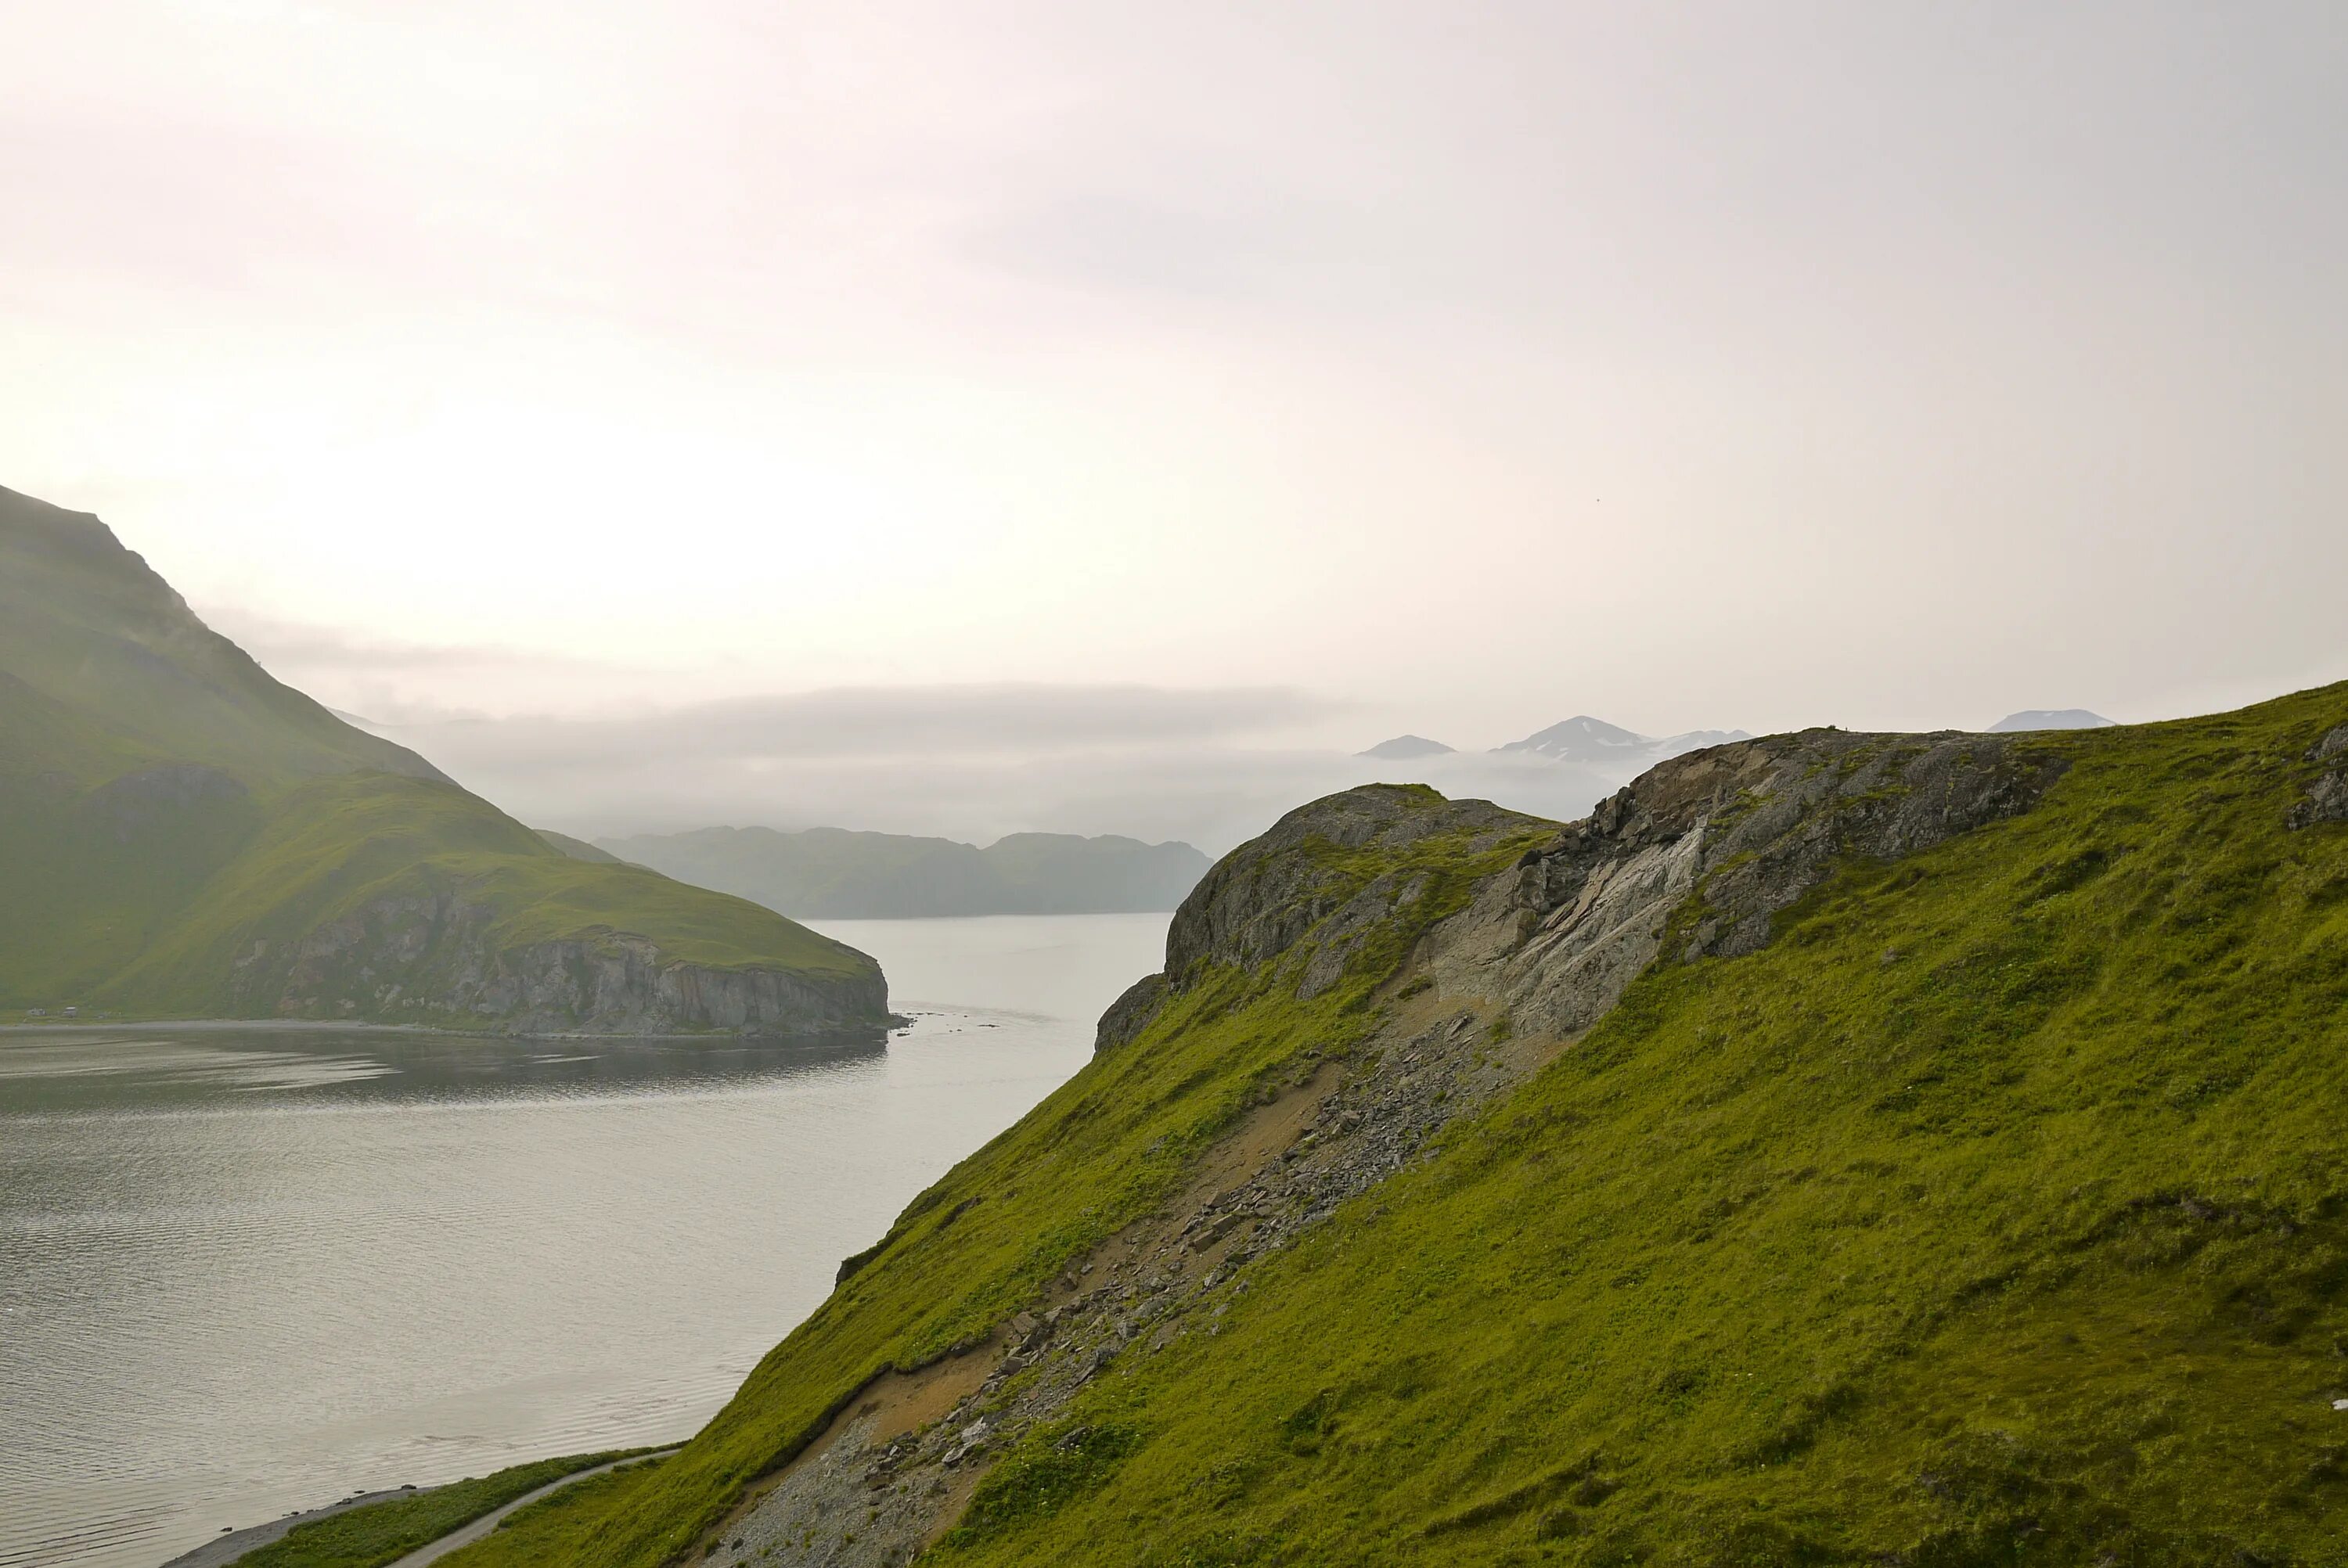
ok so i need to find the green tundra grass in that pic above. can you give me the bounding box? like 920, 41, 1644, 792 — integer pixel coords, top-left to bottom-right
441, 682, 2348, 1566
227, 1451, 655, 1568
0, 484, 878, 1021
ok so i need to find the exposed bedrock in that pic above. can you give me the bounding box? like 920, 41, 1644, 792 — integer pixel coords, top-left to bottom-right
2288, 721, 2348, 829
256, 891, 887, 1035
1107, 728, 2068, 1053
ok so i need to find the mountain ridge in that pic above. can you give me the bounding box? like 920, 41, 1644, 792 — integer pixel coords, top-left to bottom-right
1494, 714, 1752, 766
1986, 707, 2118, 732
0, 485, 886, 1034
598, 824, 1210, 919
1358, 735, 1456, 761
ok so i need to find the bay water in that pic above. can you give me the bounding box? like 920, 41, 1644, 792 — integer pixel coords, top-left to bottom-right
0, 913, 1165, 1568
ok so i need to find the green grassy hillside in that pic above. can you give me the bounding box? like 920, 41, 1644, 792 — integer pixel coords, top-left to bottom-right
538, 829, 625, 865
444, 682, 2348, 1566
0, 485, 882, 1029
227, 1450, 654, 1568
0, 485, 448, 786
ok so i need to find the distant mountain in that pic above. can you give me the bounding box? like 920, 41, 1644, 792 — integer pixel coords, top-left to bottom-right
1986, 710, 2117, 732
1496, 714, 1649, 761
1495, 716, 1751, 767
1358, 735, 1455, 761
0, 484, 884, 1034
599, 825, 1212, 919
1648, 727, 1752, 760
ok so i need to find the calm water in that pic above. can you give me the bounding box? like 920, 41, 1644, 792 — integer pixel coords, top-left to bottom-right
0, 913, 1167, 1568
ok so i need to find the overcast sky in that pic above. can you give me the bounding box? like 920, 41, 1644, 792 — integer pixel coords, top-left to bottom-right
5, 2, 2343, 844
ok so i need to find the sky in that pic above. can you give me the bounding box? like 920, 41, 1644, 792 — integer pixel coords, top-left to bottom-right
4, 2, 2344, 848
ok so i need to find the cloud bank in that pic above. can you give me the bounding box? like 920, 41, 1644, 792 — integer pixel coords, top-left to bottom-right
344, 685, 1620, 854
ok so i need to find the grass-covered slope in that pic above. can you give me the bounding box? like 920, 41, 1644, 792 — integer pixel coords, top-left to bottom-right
538, 829, 625, 865
0, 484, 448, 786
445, 684, 2348, 1566
224, 1450, 654, 1568
940, 692, 2348, 1566
0, 484, 883, 1030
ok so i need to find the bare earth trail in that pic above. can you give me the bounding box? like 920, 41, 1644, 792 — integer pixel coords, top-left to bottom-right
380, 1452, 679, 1568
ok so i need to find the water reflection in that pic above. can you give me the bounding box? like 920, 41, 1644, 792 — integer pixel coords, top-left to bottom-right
0, 1025, 892, 1113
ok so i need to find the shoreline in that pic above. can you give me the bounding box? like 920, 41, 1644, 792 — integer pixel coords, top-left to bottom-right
155, 1484, 427, 1568
149, 1449, 680, 1568
0, 1016, 907, 1042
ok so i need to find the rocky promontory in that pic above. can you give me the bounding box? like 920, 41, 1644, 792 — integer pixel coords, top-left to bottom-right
254, 885, 888, 1036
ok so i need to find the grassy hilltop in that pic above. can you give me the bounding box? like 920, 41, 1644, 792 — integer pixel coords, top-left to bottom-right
441, 682, 2348, 1566
0, 484, 881, 1030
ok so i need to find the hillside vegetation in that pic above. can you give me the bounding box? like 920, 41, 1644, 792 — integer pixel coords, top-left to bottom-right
0, 485, 883, 1031
598, 824, 1210, 919
441, 682, 2348, 1566
225, 1450, 652, 1568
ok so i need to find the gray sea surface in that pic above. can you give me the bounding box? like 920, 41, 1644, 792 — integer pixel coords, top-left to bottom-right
0, 912, 1168, 1568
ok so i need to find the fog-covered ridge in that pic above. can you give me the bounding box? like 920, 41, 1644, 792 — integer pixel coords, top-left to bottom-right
596, 825, 1211, 919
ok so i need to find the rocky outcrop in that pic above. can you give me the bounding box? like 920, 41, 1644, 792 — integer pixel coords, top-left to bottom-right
1093, 972, 1167, 1053
1448, 728, 2069, 1040
2288, 723, 2348, 829
251, 890, 886, 1036
1165, 785, 1536, 980
1107, 735, 2063, 1053
1095, 785, 1544, 1050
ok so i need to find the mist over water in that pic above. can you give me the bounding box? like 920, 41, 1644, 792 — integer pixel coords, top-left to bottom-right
0, 913, 1167, 1568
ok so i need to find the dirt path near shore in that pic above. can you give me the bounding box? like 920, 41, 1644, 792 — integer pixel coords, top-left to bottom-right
155, 1451, 676, 1568
157, 1488, 420, 1568
380, 1451, 677, 1568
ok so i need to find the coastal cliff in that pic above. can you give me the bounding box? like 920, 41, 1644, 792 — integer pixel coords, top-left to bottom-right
256, 887, 888, 1034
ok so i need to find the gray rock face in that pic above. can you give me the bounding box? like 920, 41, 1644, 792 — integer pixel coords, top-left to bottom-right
256, 890, 886, 1035
1451, 730, 2069, 1040
1115, 733, 2067, 1054
1165, 785, 1540, 981
1089, 785, 1546, 1048
1093, 972, 1168, 1053
2289, 723, 2348, 829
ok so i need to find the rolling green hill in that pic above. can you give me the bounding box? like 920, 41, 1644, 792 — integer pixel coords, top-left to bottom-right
0, 484, 884, 1032
597, 824, 1210, 919
440, 682, 2348, 1566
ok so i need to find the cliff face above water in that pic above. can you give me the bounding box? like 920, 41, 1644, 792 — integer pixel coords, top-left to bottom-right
0, 484, 887, 1035
251, 885, 888, 1035
445, 682, 2348, 1568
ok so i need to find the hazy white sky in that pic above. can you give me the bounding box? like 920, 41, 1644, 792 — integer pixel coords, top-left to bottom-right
5, 2, 2344, 840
